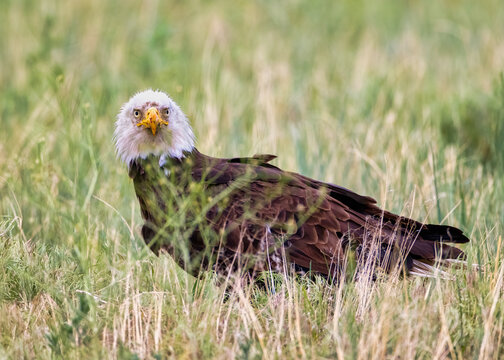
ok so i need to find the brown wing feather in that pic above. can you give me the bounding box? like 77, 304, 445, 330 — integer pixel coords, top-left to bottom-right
186, 151, 355, 276
132, 149, 469, 279
193, 150, 468, 274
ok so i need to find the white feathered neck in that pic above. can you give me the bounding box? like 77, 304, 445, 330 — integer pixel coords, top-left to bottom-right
114, 90, 195, 165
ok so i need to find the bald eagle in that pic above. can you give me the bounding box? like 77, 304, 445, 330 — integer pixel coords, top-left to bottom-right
115, 90, 469, 281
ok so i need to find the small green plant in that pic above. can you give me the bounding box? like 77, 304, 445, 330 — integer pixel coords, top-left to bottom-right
46, 294, 92, 356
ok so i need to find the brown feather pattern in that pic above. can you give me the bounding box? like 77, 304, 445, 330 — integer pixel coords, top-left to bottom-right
130, 149, 469, 280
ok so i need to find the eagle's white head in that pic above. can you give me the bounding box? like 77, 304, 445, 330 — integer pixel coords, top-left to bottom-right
114, 90, 195, 165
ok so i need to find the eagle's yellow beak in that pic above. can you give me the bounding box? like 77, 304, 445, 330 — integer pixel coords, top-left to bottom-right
136, 107, 169, 135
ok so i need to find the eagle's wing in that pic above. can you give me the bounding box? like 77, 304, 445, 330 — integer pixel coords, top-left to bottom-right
131, 151, 468, 277
190, 151, 468, 276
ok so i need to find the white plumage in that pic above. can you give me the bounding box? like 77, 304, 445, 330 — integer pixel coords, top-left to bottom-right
114, 89, 195, 165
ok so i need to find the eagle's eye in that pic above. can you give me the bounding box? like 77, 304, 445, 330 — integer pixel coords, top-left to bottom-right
164, 108, 170, 116
133, 109, 141, 118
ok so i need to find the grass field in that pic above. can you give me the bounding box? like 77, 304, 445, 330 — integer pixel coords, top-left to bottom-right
1, 0, 504, 358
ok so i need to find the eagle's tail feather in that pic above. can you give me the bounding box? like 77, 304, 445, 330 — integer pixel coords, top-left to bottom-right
400, 223, 470, 278
419, 223, 470, 244
406, 221, 469, 262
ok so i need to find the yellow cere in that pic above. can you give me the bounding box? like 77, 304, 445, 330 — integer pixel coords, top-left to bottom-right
136, 107, 169, 135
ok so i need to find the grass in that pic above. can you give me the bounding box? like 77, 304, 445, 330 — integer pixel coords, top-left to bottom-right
1, 0, 504, 358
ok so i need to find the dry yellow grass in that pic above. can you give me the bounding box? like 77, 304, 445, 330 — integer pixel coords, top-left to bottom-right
1, 0, 503, 358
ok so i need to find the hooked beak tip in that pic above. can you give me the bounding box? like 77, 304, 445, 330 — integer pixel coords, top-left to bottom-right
137, 107, 168, 136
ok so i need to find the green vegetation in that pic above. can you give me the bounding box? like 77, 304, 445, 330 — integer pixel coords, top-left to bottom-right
1, 0, 504, 358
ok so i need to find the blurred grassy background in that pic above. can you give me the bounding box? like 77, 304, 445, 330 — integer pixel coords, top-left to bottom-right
1, 0, 504, 358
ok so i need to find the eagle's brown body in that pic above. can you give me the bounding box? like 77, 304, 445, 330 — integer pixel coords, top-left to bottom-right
129, 149, 469, 280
